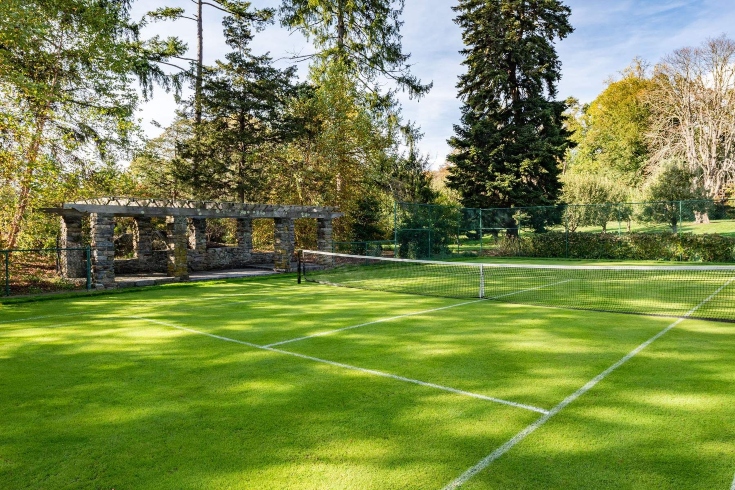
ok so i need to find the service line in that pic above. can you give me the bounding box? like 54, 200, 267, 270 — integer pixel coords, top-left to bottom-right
441, 277, 735, 490
264, 299, 484, 348
130, 315, 549, 415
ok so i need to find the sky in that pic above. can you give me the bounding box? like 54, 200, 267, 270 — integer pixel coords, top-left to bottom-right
130, 0, 735, 169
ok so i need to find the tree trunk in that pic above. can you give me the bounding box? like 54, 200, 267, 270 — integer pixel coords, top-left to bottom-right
195, 0, 203, 127
6, 117, 47, 249
336, 0, 345, 55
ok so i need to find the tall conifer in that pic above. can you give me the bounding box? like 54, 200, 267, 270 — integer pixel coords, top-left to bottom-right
447, 0, 574, 210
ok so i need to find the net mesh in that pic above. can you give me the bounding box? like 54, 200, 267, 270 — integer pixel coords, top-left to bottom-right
301, 250, 735, 322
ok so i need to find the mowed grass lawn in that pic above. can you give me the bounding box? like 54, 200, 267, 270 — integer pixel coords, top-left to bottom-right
1, 275, 734, 489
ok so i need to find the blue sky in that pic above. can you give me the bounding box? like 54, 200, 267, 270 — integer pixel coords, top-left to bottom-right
131, 0, 735, 169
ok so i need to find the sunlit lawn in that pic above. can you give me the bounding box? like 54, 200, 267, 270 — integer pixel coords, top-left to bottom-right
1, 276, 734, 489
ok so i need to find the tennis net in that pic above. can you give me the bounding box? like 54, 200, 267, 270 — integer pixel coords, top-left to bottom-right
300, 250, 735, 322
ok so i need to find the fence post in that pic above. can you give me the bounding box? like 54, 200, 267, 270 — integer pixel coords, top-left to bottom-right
428, 204, 433, 260
564, 206, 569, 259
393, 201, 398, 250
4, 251, 9, 297
479, 209, 483, 255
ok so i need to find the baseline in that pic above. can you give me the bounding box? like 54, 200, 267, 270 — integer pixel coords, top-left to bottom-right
731, 470, 735, 490
130, 315, 549, 415
441, 277, 735, 490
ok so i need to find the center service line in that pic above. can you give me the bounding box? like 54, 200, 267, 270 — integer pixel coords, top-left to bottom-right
130, 315, 549, 415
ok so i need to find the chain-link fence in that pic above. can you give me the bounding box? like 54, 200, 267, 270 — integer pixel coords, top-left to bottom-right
394, 200, 735, 262
1, 247, 92, 297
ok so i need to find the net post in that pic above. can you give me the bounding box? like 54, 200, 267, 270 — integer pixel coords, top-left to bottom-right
297, 250, 302, 284
479, 264, 485, 298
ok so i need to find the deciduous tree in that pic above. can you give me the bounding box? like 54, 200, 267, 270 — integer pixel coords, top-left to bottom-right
647, 36, 735, 198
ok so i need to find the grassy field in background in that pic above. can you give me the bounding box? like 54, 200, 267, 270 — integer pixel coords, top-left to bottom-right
1, 275, 735, 489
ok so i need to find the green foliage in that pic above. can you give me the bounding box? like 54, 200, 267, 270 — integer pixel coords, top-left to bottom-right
0, 0, 184, 248
348, 193, 390, 242
447, 0, 574, 213
566, 60, 653, 185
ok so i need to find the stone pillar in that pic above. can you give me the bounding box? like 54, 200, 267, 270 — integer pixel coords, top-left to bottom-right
273, 218, 295, 272
133, 217, 154, 273
188, 218, 207, 271
317, 218, 333, 252
167, 216, 189, 279
90, 213, 116, 288
236, 218, 253, 267
60, 215, 86, 278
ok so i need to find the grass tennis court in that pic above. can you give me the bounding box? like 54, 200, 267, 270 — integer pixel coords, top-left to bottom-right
2, 274, 735, 489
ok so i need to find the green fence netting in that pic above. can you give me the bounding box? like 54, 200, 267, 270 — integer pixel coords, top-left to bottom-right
393, 200, 735, 262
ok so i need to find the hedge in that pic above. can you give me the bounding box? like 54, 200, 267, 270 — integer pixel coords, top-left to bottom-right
492, 232, 735, 262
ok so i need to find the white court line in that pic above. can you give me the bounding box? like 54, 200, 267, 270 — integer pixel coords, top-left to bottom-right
264, 300, 483, 347
130, 315, 549, 415
730, 470, 735, 490
267, 278, 574, 348
441, 277, 735, 490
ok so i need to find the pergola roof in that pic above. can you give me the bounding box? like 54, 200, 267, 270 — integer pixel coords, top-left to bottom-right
44, 197, 343, 219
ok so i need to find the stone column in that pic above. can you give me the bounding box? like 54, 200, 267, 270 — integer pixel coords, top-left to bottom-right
90, 213, 116, 288
133, 217, 154, 273
188, 218, 207, 271
273, 218, 295, 272
167, 216, 189, 279
60, 215, 86, 278
317, 218, 333, 252
236, 218, 253, 267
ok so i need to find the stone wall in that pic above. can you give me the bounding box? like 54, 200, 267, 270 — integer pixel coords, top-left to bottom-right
115, 249, 274, 274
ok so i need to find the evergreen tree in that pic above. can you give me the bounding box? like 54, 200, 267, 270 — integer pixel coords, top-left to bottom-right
176, 10, 303, 202
447, 0, 574, 213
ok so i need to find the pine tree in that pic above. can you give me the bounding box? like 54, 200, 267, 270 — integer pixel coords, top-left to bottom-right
447, 0, 574, 212
176, 9, 302, 202
280, 0, 431, 108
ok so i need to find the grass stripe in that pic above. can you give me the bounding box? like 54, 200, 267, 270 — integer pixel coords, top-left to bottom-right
267, 278, 575, 348
441, 277, 735, 490
131, 315, 549, 415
